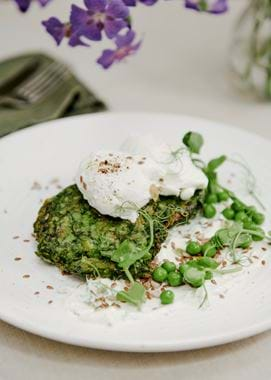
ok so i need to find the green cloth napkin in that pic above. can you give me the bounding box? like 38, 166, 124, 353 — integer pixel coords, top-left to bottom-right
0, 53, 106, 137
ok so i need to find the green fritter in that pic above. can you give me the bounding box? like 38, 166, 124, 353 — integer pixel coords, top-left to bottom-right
34, 185, 204, 280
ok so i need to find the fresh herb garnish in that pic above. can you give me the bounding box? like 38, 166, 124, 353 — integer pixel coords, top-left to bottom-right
116, 282, 145, 308
183, 131, 204, 154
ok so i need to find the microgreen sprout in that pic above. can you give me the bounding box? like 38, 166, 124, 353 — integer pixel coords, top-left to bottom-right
229, 156, 266, 211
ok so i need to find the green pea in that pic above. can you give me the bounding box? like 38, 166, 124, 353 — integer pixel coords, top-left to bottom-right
205, 194, 218, 204
160, 290, 175, 305
162, 260, 177, 273
222, 207, 235, 220
152, 267, 168, 283
250, 227, 265, 241
184, 267, 205, 288
235, 211, 247, 223
167, 271, 183, 287
205, 271, 213, 280
203, 204, 216, 219
231, 200, 244, 212
252, 212, 265, 225
186, 241, 202, 255
201, 241, 217, 257
217, 191, 229, 202
246, 206, 257, 215
243, 220, 256, 230
196, 257, 219, 269
179, 261, 198, 275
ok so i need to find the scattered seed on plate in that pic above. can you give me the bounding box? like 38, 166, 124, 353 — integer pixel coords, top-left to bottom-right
13, 236, 20, 240
23, 274, 30, 279
23, 239, 30, 243
261, 260, 266, 266
31, 181, 42, 190
48, 300, 53, 304
14, 257, 22, 261
46, 285, 54, 290
34, 291, 40, 295
171, 242, 176, 250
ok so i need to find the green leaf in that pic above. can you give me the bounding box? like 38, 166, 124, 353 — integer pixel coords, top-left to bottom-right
216, 223, 242, 247
183, 267, 205, 288
207, 155, 227, 173
111, 240, 146, 271
116, 282, 146, 308
196, 257, 219, 270
183, 132, 204, 154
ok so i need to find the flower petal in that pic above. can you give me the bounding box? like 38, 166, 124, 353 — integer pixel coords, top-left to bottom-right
39, 0, 51, 6
42, 17, 67, 45
139, 0, 157, 5
104, 19, 127, 39
122, 0, 136, 5
70, 4, 89, 28
106, 0, 129, 19
14, 0, 31, 12
115, 29, 135, 48
185, 0, 228, 14
84, 0, 106, 12
69, 32, 90, 47
97, 49, 116, 69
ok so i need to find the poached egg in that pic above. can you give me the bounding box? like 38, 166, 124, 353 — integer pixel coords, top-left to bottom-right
76, 135, 208, 222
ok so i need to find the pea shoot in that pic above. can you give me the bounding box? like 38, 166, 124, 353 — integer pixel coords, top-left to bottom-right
183, 267, 205, 288
202, 241, 217, 257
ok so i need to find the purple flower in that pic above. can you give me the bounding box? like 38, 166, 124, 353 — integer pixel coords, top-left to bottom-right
185, 0, 228, 14
69, 0, 129, 46
123, 0, 157, 6
14, 0, 51, 12
97, 30, 141, 69
42, 17, 70, 45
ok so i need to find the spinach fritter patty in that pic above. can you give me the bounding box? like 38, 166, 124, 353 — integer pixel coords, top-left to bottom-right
34, 185, 203, 279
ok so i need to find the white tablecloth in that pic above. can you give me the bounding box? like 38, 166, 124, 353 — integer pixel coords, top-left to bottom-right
1, 1, 271, 379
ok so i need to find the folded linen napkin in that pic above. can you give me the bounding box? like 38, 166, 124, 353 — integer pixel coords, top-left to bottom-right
0, 53, 106, 137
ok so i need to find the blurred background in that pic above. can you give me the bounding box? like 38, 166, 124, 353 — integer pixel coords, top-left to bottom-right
1, 0, 269, 136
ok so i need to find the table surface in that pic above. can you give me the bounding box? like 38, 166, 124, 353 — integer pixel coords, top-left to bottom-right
1, 1, 271, 379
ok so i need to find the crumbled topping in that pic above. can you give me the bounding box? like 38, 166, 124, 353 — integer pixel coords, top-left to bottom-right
149, 184, 160, 201
98, 159, 122, 174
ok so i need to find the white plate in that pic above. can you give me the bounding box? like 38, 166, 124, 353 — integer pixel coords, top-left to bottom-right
1, 112, 271, 352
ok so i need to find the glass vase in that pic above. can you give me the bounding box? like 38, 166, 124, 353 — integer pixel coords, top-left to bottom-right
230, 0, 271, 100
